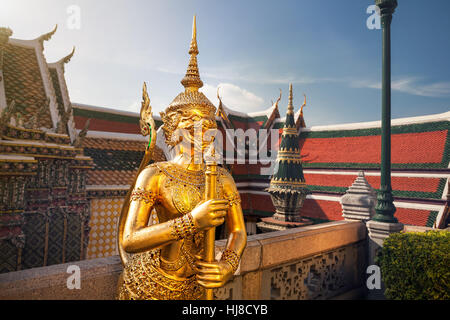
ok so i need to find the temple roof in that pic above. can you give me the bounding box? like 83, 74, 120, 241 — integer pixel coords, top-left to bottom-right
0, 26, 76, 138
1, 41, 53, 129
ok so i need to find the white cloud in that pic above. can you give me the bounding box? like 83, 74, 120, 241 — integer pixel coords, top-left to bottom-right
393, 79, 450, 97
155, 61, 450, 99
200, 83, 265, 112
156, 63, 338, 86
350, 77, 450, 98
350, 79, 381, 90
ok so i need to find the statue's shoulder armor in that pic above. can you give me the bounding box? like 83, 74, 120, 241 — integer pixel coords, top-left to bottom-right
148, 161, 181, 177
140, 162, 160, 175
217, 166, 241, 205
218, 166, 239, 192
134, 162, 165, 189
148, 161, 174, 171
145, 161, 178, 173
218, 166, 234, 181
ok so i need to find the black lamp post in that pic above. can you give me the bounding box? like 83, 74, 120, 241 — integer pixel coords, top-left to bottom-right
373, 0, 398, 223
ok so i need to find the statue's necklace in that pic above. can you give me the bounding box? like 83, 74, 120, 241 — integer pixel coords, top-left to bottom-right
158, 164, 205, 187
157, 163, 205, 215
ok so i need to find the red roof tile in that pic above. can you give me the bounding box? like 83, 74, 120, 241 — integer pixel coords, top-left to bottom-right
74, 115, 140, 134
82, 137, 146, 151
300, 130, 447, 165
304, 174, 442, 194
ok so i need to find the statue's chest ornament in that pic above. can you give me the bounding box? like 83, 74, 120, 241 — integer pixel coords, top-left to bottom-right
157, 164, 205, 215
157, 163, 222, 215
172, 184, 203, 215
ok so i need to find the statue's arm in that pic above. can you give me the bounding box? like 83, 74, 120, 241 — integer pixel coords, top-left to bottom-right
122, 166, 177, 253
222, 173, 247, 259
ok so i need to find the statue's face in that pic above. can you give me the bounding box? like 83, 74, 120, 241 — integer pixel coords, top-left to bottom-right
176, 108, 217, 153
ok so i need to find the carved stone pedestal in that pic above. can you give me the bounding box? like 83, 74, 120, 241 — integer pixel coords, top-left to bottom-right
258, 189, 312, 232
366, 219, 403, 300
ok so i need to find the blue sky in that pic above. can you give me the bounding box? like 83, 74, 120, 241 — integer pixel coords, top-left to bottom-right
1, 0, 449, 126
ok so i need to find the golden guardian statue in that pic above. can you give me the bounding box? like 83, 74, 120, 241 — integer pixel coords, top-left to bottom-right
117, 16, 247, 300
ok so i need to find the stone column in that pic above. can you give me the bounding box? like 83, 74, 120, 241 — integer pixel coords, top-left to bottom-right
367, 220, 403, 265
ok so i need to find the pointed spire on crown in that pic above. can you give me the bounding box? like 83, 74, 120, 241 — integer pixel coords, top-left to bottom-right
189, 15, 199, 55
181, 15, 203, 92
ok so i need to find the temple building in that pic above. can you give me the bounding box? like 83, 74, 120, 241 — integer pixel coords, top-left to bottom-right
0, 25, 449, 274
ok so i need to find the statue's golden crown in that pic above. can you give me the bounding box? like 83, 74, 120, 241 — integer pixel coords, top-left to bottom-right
160, 16, 216, 146
162, 16, 216, 117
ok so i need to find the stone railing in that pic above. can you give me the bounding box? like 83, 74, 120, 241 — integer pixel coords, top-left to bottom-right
0, 220, 367, 300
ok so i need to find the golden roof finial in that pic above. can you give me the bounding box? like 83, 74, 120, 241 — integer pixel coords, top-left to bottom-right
300, 93, 306, 115
38, 24, 58, 44
62, 46, 76, 64
181, 15, 203, 92
287, 83, 294, 114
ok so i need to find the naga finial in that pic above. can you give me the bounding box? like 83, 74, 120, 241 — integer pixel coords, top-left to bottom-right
62, 46, 76, 64
300, 93, 307, 114
38, 24, 57, 44
216, 86, 222, 109
271, 88, 282, 109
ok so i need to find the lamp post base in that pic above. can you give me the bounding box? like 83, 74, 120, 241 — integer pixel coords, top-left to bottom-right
373, 185, 398, 223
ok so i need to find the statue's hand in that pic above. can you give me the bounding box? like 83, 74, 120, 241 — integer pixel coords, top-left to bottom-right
195, 259, 234, 289
190, 199, 229, 231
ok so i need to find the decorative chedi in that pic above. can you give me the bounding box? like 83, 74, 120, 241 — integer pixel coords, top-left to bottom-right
117, 16, 246, 300
258, 84, 312, 232
341, 171, 377, 222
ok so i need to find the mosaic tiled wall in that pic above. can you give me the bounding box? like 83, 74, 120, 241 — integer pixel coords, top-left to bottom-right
86, 198, 123, 259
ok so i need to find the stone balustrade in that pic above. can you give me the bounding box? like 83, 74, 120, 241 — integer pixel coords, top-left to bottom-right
0, 220, 367, 300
